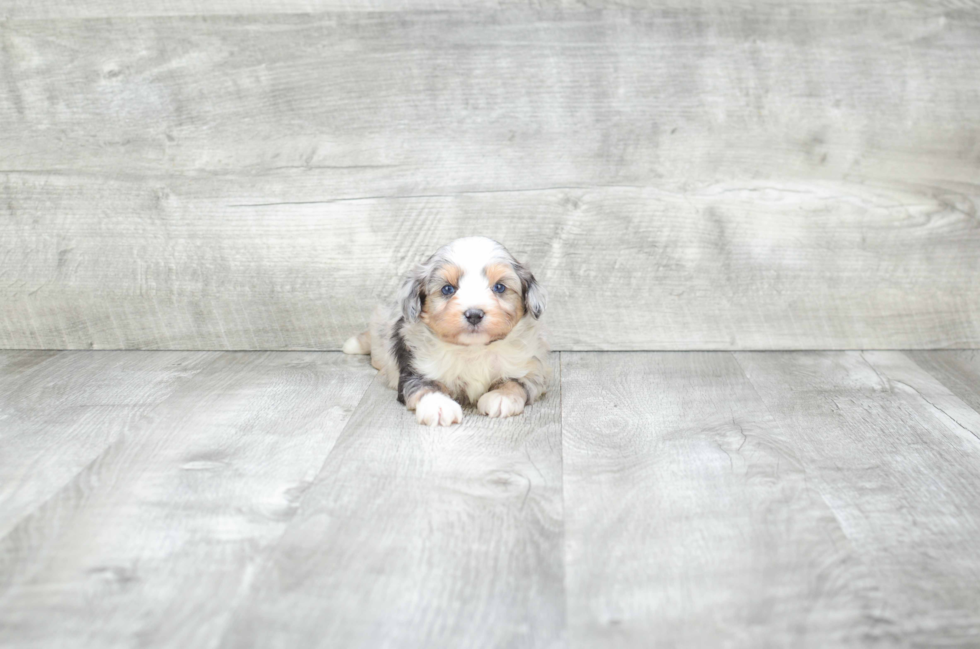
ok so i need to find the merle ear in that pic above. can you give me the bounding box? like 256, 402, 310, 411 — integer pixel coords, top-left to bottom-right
515, 262, 546, 319
399, 265, 427, 322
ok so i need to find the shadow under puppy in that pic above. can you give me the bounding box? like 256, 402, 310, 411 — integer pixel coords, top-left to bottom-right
344, 237, 550, 426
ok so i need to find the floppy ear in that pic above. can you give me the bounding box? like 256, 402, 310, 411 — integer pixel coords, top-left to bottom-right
399, 264, 427, 322
515, 262, 546, 319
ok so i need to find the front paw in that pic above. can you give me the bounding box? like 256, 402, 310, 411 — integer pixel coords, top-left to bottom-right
415, 392, 463, 426
477, 389, 525, 418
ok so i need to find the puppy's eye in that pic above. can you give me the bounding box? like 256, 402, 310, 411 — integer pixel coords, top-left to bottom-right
441, 285, 456, 296
492, 282, 507, 294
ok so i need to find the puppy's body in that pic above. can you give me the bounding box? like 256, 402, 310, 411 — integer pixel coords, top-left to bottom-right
345, 237, 550, 426
368, 302, 550, 405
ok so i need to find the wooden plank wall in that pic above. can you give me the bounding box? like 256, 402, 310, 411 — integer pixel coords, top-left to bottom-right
1, 4, 978, 350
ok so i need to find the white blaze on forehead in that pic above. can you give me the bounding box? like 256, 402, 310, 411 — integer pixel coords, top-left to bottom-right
443, 238, 510, 309
444, 237, 505, 265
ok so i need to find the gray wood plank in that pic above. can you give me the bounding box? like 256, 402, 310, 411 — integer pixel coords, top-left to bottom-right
5, 0, 975, 20
0, 350, 60, 382
736, 351, 980, 647
868, 351, 980, 447
0, 351, 376, 649
2, 8, 979, 350
0, 350, 214, 538
2, 178, 978, 351
7, 10, 976, 186
218, 354, 564, 649
907, 351, 980, 416
561, 351, 886, 648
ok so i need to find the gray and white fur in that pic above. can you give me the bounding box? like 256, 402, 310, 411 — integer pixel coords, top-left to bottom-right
343, 237, 550, 426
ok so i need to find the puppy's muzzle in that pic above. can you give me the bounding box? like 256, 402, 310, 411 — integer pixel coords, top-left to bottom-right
464, 309, 485, 326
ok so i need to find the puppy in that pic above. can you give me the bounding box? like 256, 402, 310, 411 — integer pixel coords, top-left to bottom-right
343, 237, 550, 426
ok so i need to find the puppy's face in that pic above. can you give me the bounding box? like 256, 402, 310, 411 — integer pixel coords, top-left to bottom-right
400, 238, 545, 346
421, 260, 524, 345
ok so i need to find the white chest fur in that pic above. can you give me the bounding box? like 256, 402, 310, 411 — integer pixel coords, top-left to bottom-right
406, 317, 546, 404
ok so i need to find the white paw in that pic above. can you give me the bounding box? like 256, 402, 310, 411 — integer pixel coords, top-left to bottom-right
415, 392, 463, 427
477, 389, 526, 418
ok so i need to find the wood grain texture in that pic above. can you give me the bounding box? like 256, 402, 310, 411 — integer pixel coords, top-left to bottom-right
3, 350, 980, 646
736, 351, 980, 647
0, 350, 213, 537
219, 354, 564, 649
0, 351, 376, 649
869, 351, 980, 446
2, 8, 979, 350
6, 1, 978, 20
2, 178, 978, 351
561, 351, 887, 648
907, 351, 980, 415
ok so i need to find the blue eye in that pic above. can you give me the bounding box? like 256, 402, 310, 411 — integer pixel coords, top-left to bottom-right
441, 285, 456, 296
492, 283, 507, 294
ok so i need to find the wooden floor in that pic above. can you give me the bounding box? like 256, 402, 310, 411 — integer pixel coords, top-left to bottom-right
1, 350, 979, 648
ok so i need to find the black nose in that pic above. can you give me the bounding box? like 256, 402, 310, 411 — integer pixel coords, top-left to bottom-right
464, 309, 485, 325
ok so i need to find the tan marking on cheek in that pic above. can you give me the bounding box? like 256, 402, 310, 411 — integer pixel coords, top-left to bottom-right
421, 264, 464, 343
499, 288, 524, 319
489, 288, 524, 331
481, 301, 520, 342
422, 293, 468, 343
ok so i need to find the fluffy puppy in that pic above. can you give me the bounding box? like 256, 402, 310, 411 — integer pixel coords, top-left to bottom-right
343, 237, 550, 426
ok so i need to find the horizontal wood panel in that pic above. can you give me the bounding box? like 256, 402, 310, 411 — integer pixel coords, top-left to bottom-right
2, 176, 978, 349
5, 1, 977, 20
2, 8, 979, 349
3, 9, 978, 184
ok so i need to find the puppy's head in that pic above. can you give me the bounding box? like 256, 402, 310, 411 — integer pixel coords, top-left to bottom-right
399, 237, 545, 345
